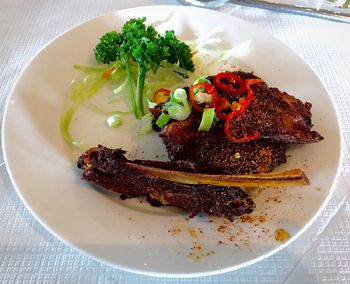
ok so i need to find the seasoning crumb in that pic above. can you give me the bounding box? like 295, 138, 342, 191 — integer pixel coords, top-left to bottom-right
234, 152, 241, 159
168, 227, 182, 236
240, 215, 253, 223
217, 225, 228, 233
274, 228, 290, 242
188, 228, 197, 239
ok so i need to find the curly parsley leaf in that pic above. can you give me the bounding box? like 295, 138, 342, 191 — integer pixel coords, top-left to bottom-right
93, 17, 195, 119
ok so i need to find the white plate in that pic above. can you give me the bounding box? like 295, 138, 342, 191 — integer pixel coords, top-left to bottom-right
2, 5, 341, 278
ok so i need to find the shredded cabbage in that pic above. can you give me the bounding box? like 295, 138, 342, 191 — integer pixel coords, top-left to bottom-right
138, 113, 154, 135
60, 66, 123, 147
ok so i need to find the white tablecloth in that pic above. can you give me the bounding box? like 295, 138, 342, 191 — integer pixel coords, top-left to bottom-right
1, 1, 349, 283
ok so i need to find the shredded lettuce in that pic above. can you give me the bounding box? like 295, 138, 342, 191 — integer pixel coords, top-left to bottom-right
84, 101, 130, 116
60, 66, 127, 147
59, 104, 88, 149
73, 64, 110, 73
108, 77, 129, 103
138, 113, 153, 135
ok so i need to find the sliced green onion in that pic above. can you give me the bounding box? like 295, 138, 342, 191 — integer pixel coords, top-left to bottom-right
164, 101, 191, 120
172, 88, 191, 111
169, 91, 177, 103
147, 99, 157, 109
181, 97, 191, 112
173, 88, 187, 103
168, 105, 190, 121
162, 88, 192, 122
193, 76, 211, 85
156, 112, 170, 128
198, 108, 215, 132
106, 114, 122, 128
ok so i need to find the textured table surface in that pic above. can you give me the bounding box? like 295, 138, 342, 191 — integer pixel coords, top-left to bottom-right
1, 1, 350, 283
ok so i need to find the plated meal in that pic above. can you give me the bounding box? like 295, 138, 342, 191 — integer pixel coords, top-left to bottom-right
2, 6, 341, 277
68, 17, 322, 221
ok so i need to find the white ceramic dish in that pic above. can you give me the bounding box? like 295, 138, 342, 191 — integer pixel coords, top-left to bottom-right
2, 5, 341, 278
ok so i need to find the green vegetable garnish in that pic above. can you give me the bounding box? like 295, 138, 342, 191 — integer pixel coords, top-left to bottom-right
156, 112, 170, 128
156, 88, 192, 125
198, 108, 215, 132
94, 31, 124, 64
193, 75, 211, 85
94, 17, 195, 119
106, 114, 122, 128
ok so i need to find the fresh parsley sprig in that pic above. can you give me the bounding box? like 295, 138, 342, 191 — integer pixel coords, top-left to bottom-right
94, 17, 195, 119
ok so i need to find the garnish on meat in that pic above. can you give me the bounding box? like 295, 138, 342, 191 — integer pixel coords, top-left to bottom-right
153, 70, 323, 176
224, 76, 323, 144
77, 146, 255, 220
155, 71, 323, 145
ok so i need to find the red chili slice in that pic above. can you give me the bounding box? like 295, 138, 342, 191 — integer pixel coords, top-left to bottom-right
153, 88, 171, 104
233, 78, 263, 116
213, 72, 246, 95
189, 82, 219, 112
223, 78, 263, 143
212, 96, 232, 120
224, 111, 260, 143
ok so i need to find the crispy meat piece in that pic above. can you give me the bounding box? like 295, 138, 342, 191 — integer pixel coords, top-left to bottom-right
209, 71, 323, 144
156, 70, 322, 174
77, 146, 255, 220
227, 83, 323, 144
160, 112, 287, 175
